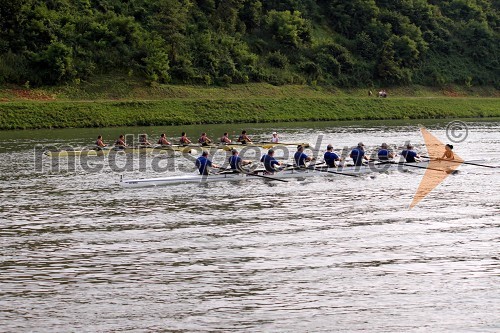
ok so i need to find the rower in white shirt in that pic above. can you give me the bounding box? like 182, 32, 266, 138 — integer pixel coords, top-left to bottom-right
271, 132, 279, 143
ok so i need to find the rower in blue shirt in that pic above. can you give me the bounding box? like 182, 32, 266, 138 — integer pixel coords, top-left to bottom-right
195, 151, 219, 175
401, 144, 420, 163
324, 144, 341, 167
350, 142, 369, 166
260, 149, 282, 174
294, 145, 313, 167
229, 149, 251, 171
377, 143, 396, 161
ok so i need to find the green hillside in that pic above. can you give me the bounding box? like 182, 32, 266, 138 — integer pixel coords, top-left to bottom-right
1, 0, 498, 89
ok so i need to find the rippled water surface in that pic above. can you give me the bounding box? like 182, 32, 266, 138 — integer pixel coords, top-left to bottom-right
0, 119, 499, 332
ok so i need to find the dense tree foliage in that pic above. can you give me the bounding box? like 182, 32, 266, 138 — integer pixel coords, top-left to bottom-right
0, 0, 498, 87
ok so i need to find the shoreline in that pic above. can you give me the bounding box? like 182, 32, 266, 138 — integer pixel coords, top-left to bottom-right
0, 83, 499, 130
1, 96, 499, 130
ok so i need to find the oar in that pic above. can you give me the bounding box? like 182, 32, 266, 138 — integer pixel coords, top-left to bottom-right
283, 158, 320, 169
215, 166, 288, 182
288, 161, 359, 178
421, 156, 498, 169
312, 167, 359, 177
247, 172, 288, 182
390, 161, 452, 173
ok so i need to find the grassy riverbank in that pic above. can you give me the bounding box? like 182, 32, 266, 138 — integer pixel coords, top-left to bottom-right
0, 81, 499, 130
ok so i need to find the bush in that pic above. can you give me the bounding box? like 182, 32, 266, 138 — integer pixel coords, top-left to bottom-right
263, 10, 312, 47
266, 51, 289, 69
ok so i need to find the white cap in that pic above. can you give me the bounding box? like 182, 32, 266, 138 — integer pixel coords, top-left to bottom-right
272, 132, 277, 135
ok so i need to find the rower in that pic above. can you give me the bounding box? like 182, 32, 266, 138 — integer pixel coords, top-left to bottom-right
195, 151, 219, 175
440, 144, 455, 160
377, 143, 395, 161
180, 132, 191, 145
229, 149, 252, 171
115, 135, 127, 149
95, 135, 107, 149
237, 130, 252, 144
139, 134, 151, 146
157, 133, 171, 146
294, 145, 313, 167
324, 144, 341, 167
401, 144, 420, 163
260, 149, 282, 174
198, 132, 212, 146
220, 132, 232, 144
350, 142, 369, 166
271, 132, 279, 143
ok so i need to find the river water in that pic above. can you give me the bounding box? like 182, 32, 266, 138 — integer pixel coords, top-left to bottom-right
0, 119, 499, 332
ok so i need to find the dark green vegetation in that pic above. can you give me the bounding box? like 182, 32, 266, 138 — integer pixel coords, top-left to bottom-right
0, 0, 498, 88
1, 96, 498, 130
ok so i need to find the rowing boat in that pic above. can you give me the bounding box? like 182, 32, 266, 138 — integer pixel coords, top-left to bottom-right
120, 160, 437, 188
44, 144, 225, 157
44, 141, 312, 157
121, 169, 322, 187
47, 144, 238, 156
215, 141, 310, 150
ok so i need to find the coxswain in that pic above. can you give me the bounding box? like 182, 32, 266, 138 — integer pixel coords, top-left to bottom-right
180, 132, 191, 145
115, 135, 127, 149
198, 132, 212, 146
401, 144, 420, 163
324, 144, 341, 167
271, 132, 279, 143
294, 145, 313, 167
237, 130, 252, 144
139, 134, 151, 146
95, 135, 107, 148
220, 132, 232, 144
157, 133, 171, 146
350, 142, 369, 166
229, 149, 252, 171
195, 151, 218, 175
260, 149, 282, 174
440, 144, 455, 160
377, 143, 395, 161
